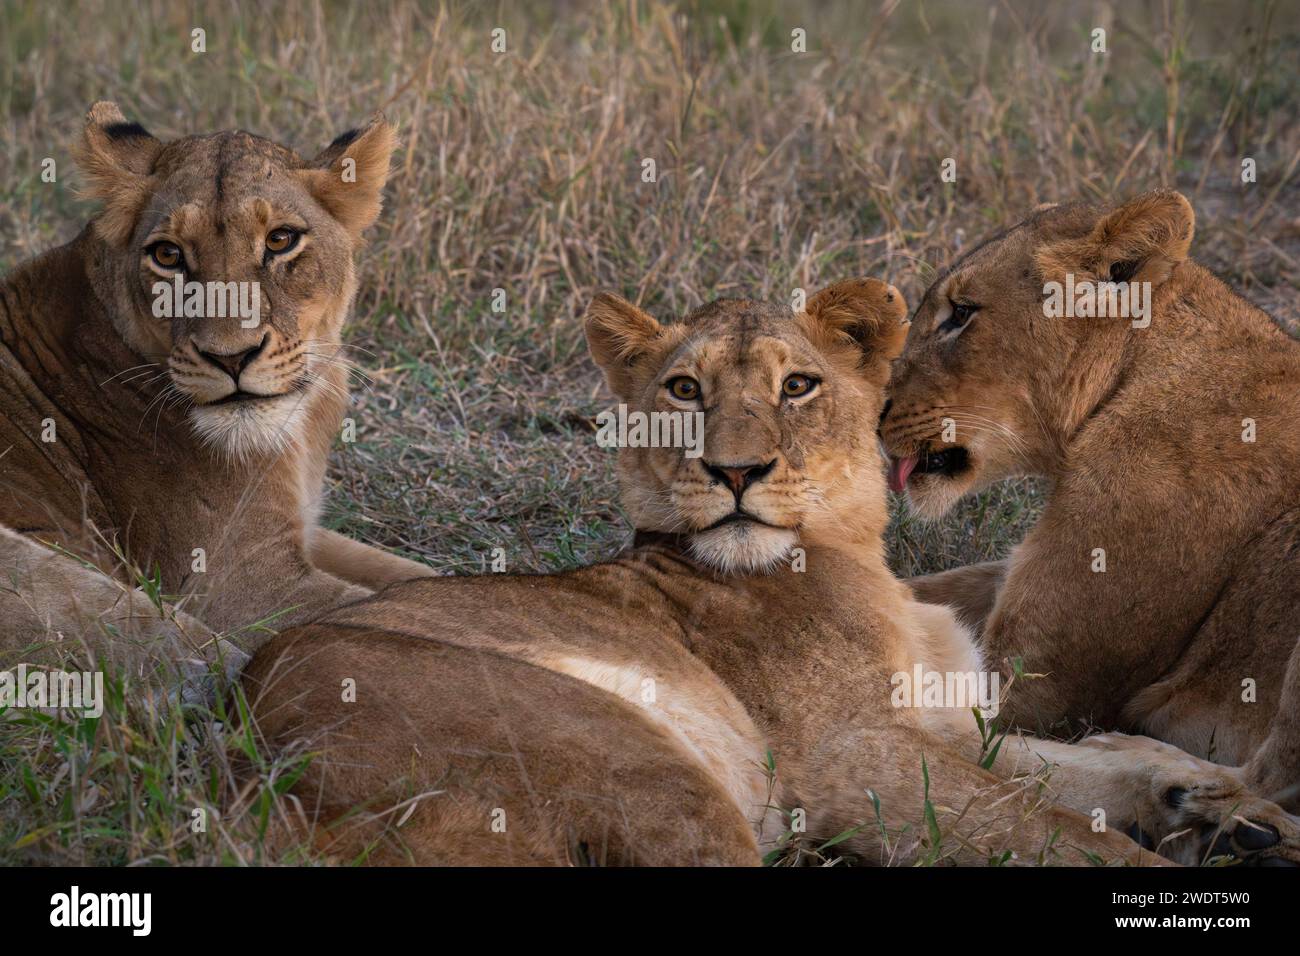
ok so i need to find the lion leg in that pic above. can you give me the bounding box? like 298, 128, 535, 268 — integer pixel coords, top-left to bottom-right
179, 564, 371, 655
309, 527, 437, 590
905, 559, 1007, 636
803, 726, 1166, 866
1241, 638, 1300, 813
0, 524, 246, 705
984, 731, 1300, 866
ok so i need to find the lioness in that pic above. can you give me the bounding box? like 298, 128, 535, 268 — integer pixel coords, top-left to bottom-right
881, 190, 1300, 811
244, 279, 1300, 865
0, 103, 433, 673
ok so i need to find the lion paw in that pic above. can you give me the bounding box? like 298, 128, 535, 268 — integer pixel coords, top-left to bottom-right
1087, 733, 1300, 866
1187, 796, 1300, 868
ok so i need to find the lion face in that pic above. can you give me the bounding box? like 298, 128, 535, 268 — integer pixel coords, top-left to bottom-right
585, 280, 907, 573
879, 220, 1050, 517
881, 191, 1195, 517
74, 102, 396, 460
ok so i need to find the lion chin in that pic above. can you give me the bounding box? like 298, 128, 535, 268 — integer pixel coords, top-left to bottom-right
688, 521, 798, 574
901, 471, 975, 521
188, 396, 309, 462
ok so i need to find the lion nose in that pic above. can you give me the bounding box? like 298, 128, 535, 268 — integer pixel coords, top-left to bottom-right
703, 459, 776, 497
197, 335, 268, 384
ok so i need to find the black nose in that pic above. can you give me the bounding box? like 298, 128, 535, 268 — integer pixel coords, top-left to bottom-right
703, 459, 776, 497
197, 335, 268, 383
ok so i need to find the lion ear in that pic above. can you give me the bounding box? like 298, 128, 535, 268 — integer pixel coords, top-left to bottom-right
584, 293, 666, 400
801, 278, 908, 384
1037, 190, 1194, 287
72, 101, 162, 246
300, 114, 397, 236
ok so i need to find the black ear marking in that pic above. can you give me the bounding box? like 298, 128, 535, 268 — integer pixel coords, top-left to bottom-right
102, 121, 152, 141
329, 128, 361, 150
1109, 259, 1141, 283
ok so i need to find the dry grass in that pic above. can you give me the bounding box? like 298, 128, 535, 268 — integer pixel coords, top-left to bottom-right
1, 0, 1297, 865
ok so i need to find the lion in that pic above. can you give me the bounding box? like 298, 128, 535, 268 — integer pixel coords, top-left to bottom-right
242, 279, 1300, 865
880, 189, 1300, 813
0, 102, 433, 689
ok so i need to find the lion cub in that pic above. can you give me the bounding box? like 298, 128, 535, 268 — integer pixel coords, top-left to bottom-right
244, 281, 1300, 865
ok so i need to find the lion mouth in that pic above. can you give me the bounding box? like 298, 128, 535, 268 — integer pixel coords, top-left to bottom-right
887, 447, 970, 492
198, 375, 310, 408
702, 510, 789, 532
207, 390, 287, 407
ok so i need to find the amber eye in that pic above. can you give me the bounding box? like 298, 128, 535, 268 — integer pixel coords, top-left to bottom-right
782, 374, 818, 398
667, 377, 701, 401
149, 241, 184, 271
265, 227, 301, 255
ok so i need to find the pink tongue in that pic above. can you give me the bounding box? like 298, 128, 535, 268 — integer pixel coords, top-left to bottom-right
887, 455, 918, 493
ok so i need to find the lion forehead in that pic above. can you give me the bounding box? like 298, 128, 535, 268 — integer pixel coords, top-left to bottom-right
152, 130, 301, 181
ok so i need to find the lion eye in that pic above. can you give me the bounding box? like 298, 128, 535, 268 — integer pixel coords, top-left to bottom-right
149, 241, 184, 271
667, 377, 700, 401
939, 302, 978, 334
265, 228, 301, 255
782, 374, 818, 398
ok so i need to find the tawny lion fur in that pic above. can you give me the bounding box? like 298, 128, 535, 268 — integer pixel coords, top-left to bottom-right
882, 190, 1300, 812
242, 279, 1300, 866
0, 103, 432, 689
